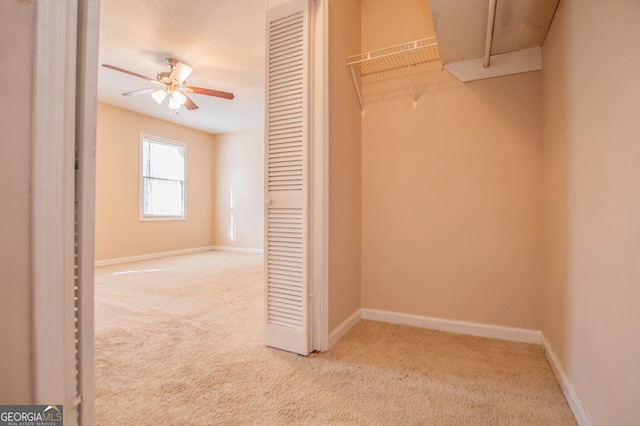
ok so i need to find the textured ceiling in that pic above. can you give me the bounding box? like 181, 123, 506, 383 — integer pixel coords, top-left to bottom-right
98, 0, 289, 134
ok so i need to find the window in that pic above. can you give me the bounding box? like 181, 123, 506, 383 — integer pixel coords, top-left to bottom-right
140, 135, 186, 220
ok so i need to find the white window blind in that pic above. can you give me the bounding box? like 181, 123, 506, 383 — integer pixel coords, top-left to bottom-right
140, 135, 186, 219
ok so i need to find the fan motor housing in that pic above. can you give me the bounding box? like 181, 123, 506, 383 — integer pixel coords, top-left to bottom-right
157, 71, 172, 83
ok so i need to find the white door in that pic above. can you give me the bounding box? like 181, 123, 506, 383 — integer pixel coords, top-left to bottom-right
264, 0, 310, 355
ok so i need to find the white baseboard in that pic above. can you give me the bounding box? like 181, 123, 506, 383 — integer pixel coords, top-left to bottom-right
210, 245, 264, 254
328, 309, 362, 349
361, 309, 542, 344
95, 245, 263, 266
542, 335, 592, 426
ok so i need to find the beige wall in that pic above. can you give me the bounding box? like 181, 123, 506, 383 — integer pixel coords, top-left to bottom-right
328, 0, 362, 331
211, 128, 264, 250
95, 103, 216, 260
0, 0, 34, 403
542, 0, 640, 423
360, 0, 544, 329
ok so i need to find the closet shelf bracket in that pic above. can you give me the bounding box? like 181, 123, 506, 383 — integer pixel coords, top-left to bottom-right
346, 37, 440, 114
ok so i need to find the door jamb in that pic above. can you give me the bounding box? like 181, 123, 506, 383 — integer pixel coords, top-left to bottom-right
31, 0, 100, 423
311, 0, 330, 352
31, 0, 79, 421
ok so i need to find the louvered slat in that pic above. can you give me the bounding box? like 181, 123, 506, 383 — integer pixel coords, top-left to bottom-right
267, 9, 304, 194
267, 212, 303, 327
264, 0, 308, 354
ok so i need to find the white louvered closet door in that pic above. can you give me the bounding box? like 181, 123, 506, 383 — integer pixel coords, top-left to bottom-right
264, 0, 310, 356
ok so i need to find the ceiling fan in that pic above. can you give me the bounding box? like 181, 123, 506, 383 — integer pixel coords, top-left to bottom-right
102, 57, 234, 111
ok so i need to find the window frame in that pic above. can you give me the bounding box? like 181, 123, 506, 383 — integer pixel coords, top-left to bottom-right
139, 133, 187, 221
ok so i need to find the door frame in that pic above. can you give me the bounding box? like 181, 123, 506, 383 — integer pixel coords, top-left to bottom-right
31, 0, 99, 423
310, 0, 330, 352
31, 0, 329, 421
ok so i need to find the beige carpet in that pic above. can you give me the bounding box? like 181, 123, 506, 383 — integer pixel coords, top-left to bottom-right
95, 251, 576, 425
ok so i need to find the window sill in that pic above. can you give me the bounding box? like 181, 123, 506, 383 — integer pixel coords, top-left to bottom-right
139, 216, 187, 222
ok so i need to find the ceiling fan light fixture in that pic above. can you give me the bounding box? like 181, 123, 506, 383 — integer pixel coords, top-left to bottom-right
168, 91, 187, 109
102, 58, 234, 114
151, 89, 167, 104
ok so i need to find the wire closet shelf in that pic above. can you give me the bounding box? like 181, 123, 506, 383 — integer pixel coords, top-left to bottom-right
346, 36, 440, 113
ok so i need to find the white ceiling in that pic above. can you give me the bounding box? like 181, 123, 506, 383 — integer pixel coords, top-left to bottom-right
98, 0, 288, 134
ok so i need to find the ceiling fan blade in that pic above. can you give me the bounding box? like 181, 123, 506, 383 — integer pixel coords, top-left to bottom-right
182, 94, 199, 110
102, 64, 158, 83
169, 62, 193, 84
185, 86, 235, 100
122, 88, 158, 96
